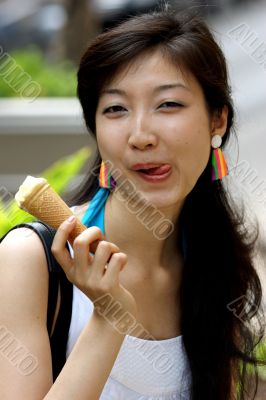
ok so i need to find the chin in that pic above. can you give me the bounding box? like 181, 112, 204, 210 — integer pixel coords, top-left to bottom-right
131, 187, 184, 212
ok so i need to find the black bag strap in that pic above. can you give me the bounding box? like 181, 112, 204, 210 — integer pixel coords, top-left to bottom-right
0, 221, 73, 380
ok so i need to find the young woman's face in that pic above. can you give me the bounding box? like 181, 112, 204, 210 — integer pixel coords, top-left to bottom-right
95, 50, 224, 210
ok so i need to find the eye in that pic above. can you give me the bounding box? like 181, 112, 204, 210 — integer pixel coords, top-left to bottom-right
159, 101, 183, 109
103, 105, 126, 114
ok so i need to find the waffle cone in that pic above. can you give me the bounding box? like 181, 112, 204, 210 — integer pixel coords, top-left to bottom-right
19, 182, 87, 245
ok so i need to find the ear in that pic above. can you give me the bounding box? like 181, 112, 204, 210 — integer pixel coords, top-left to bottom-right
211, 106, 228, 137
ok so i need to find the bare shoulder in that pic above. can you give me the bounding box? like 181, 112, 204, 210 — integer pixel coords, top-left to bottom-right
0, 226, 48, 274
0, 227, 49, 325
1, 225, 48, 254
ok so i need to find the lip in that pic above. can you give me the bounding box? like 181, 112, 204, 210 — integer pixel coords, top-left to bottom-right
132, 164, 172, 183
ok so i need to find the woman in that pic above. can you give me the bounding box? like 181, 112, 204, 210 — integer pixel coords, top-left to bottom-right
0, 9, 265, 400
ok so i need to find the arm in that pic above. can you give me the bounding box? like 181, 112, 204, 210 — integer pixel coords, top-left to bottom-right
44, 311, 126, 399
0, 219, 137, 400
0, 228, 53, 399
45, 217, 137, 399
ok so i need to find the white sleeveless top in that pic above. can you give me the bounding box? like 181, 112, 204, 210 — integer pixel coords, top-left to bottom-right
66, 245, 192, 400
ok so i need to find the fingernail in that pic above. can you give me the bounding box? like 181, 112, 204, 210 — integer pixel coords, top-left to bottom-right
67, 215, 76, 223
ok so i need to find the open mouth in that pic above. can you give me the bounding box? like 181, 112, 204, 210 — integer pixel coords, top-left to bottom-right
133, 164, 172, 183
137, 165, 171, 175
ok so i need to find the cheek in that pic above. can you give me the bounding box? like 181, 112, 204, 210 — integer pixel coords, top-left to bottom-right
169, 112, 210, 153
96, 125, 125, 162
169, 114, 211, 183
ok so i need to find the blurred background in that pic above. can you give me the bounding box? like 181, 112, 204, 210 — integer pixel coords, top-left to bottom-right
0, 0, 265, 231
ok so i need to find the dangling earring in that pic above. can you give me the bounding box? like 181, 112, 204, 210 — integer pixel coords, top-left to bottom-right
99, 160, 116, 190
211, 134, 228, 181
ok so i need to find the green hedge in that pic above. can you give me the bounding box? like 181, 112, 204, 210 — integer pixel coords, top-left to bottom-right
0, 47, 77, 97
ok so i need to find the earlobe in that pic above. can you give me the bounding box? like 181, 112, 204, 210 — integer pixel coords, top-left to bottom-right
211, 106, 228, 136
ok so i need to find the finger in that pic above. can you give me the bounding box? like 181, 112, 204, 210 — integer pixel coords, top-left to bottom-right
51, 216, 77, 276
90, 241, 120, 280
102, 252, 127, 287
72, 226, 108, 272
89, 238, 102, 254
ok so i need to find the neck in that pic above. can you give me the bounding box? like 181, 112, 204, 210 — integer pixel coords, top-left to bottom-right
104, 189, 184, 270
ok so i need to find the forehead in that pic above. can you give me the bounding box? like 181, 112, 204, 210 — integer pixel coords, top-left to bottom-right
100, 49, 198, 94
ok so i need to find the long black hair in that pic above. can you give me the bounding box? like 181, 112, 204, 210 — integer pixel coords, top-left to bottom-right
67, 9, 266, 400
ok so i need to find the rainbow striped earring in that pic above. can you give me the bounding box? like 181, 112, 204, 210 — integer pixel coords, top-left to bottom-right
211, 135, 228, 181
99, 160, 116, 190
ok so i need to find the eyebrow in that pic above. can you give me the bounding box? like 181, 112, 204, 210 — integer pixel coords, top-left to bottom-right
101, 83, 190, 96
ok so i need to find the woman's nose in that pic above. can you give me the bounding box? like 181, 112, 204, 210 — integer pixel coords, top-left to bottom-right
127, 116, 158, 150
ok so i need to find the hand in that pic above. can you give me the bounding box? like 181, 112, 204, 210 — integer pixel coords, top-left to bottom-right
51, 217, 138, 330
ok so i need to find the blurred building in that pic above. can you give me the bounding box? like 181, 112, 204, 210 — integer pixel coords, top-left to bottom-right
0, 0, 257, 60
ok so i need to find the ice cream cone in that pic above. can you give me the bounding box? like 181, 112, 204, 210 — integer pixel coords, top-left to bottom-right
15, 176, 99, 251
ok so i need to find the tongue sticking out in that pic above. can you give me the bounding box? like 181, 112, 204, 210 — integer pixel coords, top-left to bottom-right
139, 165, 171, 175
